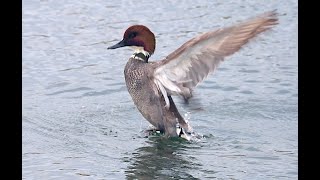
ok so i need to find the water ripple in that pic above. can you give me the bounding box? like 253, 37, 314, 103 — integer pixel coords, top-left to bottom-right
23, 0, 297, 179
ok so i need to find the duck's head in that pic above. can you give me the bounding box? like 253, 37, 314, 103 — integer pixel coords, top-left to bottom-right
108, 25, 156, 57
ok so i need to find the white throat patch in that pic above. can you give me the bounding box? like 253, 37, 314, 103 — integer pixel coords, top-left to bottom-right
131, 46, 150, 61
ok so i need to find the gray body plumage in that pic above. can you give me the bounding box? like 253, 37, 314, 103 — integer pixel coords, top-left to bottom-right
124, 57, 189, 137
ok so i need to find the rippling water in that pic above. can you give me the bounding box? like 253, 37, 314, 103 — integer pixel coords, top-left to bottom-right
23, 0, 297, 179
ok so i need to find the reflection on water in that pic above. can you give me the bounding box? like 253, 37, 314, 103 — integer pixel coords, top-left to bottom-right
125, 137, 202, 179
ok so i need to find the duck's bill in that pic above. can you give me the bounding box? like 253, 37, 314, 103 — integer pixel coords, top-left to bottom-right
107, 40, 126, 49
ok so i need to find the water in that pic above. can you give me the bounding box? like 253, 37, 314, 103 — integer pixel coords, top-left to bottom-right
23, 0, 297, 179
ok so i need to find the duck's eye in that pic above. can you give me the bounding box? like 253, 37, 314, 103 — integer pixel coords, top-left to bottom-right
129, 32, 137, 38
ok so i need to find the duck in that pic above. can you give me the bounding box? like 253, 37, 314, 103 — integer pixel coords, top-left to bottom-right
108, 11, 278, 139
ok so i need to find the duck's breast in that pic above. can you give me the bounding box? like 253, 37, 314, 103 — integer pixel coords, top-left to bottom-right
124, 59, 165, 130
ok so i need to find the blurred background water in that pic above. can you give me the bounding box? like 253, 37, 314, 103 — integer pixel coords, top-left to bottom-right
23, 0, 297, 179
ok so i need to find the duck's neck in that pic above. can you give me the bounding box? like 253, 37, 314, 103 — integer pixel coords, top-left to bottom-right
131, 46, 150, 63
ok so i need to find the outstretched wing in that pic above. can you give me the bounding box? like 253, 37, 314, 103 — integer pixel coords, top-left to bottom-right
153, 11, 278, 104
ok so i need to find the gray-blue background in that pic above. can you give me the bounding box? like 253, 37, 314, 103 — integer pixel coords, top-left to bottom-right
23, 0, 297, 179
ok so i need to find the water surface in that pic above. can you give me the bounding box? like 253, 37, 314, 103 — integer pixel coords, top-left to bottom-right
23, 0, 298, 179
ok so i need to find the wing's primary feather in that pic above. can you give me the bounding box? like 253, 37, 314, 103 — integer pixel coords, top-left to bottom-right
153, 11, 278, 104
